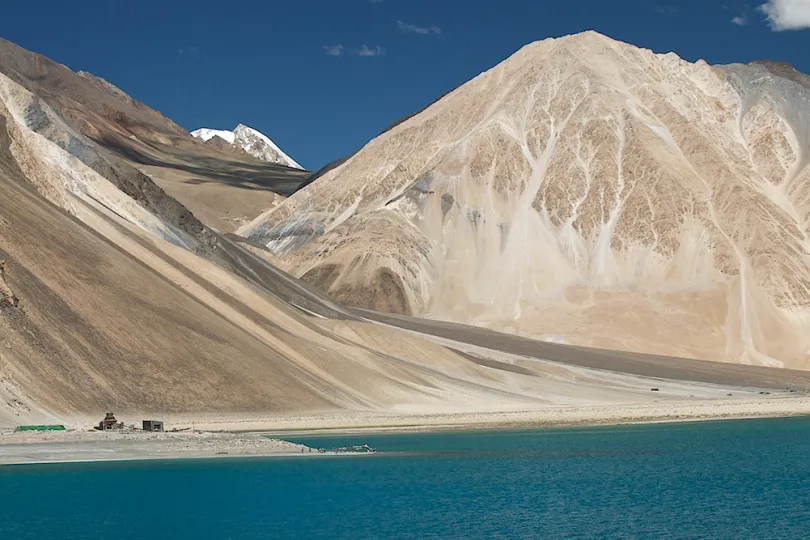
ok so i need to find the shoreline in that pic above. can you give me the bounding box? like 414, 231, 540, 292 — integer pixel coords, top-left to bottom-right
163, 396, 810, 435
3, 396, 810, 465
0, 431, 339, 467
260, 410, 810, 437
0, 452, 342, 468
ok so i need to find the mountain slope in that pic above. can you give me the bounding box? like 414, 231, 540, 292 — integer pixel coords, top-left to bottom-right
5, 35, 780, 428
192, 124, 303, 170
0, 37, 308, 234
0, 93, 567, 425
241, 31, 810, 369
3, 35, 810, 428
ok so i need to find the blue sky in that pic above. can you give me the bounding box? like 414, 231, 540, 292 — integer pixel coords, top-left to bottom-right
2, 0, 810, 170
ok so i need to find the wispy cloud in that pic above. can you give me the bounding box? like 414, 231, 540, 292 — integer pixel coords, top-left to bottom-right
397, 20, 441, 35
322, 44, 385, 57
323, 44, 346, 56
654, 6, 678, 15
732, 13, 749, 25
759, 0, 810, 30
355, 45, 385, 57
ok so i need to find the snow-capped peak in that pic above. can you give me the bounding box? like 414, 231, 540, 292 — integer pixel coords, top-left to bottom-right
191, 124, 303, 170
232, 124, 303, 169
190, 128, 235, 144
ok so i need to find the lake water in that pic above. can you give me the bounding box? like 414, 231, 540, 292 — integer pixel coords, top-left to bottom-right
1, 417, 809, 539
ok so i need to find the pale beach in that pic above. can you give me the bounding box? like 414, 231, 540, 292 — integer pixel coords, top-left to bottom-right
3, 395, 810, 466
0, 430, 327, 466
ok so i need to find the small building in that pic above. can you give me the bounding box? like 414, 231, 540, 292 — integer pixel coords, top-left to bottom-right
142, 420, 164, 432
96, 412, 122, 431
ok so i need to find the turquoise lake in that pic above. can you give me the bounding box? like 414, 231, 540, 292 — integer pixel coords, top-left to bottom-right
1, 417, 809, 539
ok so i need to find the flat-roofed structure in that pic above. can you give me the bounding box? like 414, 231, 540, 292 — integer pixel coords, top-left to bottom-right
142, 420, 164, 432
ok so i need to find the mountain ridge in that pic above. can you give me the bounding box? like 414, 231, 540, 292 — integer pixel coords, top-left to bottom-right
241, 30, 810, 369
2, 32, 810, 428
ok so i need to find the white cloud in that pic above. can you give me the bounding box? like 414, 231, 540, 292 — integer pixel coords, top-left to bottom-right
397, 21, 442, 35
732, 13, 749, 25
323, 44, 345, 56
323, 44, 384, 57
759, 0, 810, 30
355, 45, 385, 57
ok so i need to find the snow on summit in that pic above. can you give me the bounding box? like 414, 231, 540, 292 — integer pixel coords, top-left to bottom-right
191, 124, 303, 169
191, 128, 236, 144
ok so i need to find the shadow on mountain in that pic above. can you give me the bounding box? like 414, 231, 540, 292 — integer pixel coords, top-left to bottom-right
96, 132, 310, 196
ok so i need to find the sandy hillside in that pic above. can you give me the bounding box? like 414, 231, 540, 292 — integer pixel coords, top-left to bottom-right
0, 37, 308, 234
241, 31, 810, 369
1, 35, 810, 431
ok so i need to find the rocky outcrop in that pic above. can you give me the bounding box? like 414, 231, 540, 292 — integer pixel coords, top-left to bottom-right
0, 260, 19, 309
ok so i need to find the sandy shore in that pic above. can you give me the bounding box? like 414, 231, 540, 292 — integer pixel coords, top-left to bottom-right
3, 396, 809, 465
0, 431, 326, 466
162, 396, 810, 435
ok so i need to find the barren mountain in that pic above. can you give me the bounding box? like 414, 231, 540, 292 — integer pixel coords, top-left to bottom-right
0, 37, 309, 234
3, 35, 810, 428
241, 31, 810, 369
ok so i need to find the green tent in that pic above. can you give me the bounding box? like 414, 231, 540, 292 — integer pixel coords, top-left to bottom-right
14, 425, 66, 432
